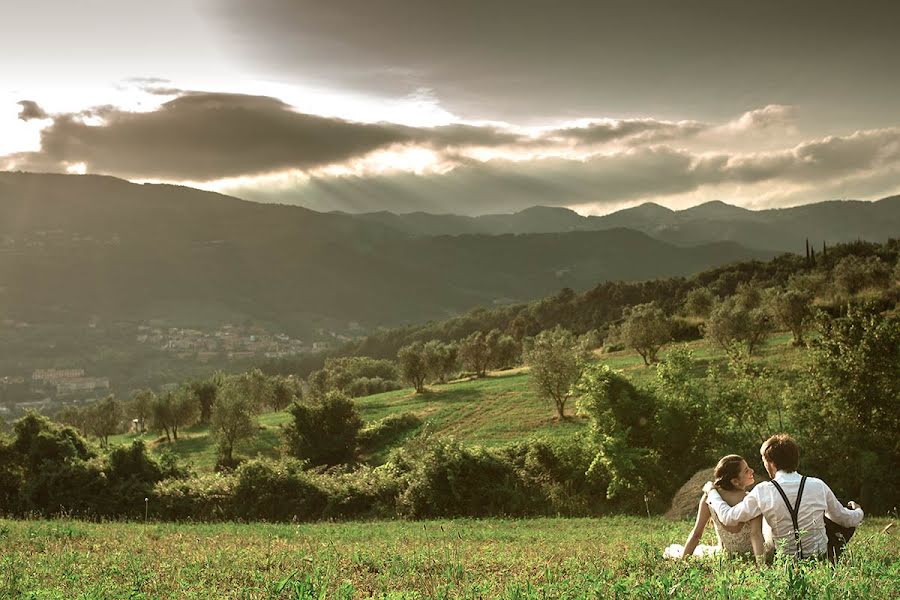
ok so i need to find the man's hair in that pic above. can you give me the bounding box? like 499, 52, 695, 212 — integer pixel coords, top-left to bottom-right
761, 434, 800, 472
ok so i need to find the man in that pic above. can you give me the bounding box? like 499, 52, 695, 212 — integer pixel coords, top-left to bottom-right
706, 434, 864, 559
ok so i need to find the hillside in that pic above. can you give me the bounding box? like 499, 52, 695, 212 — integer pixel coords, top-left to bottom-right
111, 332, 803, 471
0, 172, 769, 332
343, 196, 900, 252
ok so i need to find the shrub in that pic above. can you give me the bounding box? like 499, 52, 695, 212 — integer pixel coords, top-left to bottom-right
393, 439, 531, 518
284, 391, 362, 467
152, 473, 237, 521
232, 459, 329, 521
788, 306, 900, 512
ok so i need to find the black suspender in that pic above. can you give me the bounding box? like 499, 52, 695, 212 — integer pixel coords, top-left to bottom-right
771, 475, 808, 557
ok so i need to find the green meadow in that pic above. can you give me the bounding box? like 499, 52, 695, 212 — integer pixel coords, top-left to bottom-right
109, 332, 805, 472
1, 516, 896, 599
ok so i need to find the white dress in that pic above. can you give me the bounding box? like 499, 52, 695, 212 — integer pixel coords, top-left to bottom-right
664, 510, 754, 558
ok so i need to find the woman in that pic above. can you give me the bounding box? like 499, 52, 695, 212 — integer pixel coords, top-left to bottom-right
663, 454, 766, 560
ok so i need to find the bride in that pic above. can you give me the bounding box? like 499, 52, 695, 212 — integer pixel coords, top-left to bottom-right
664, 454, 766, 560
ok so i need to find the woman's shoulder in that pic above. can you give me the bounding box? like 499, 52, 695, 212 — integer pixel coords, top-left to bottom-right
718, 489, 747, 505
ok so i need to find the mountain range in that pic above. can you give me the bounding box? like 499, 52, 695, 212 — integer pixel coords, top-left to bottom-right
339, 196, 900, 253
0, 172, 778, 333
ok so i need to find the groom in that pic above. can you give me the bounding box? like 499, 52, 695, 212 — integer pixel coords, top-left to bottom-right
706, 434, 864, 560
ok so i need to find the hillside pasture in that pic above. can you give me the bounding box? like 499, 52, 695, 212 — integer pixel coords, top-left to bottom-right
109, 332, 806, 472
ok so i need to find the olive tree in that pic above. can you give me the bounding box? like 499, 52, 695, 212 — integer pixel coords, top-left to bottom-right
768, 288, 813, 345
398, 342, 428, 393
210, 378, 258, 469
617, 303, 674, 366
523, 326, 592, 419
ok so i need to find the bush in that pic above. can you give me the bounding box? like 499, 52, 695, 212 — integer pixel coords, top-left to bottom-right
233, 459, 329, 521
284, 391, 362, 467
152, 473, 237, 521
789, 306, 900, 512
392, 439, 532, 518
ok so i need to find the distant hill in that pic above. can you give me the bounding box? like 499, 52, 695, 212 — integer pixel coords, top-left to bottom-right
342, 197, 900, 252
0, 172, 770, 334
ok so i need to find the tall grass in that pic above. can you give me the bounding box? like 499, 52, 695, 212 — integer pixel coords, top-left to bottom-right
1, 517, 895, 598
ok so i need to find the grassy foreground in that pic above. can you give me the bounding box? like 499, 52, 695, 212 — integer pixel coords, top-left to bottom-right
1, 517, 896, 599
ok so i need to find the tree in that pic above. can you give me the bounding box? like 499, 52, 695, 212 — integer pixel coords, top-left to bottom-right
284, 391, 362, 466
458, 331, 491, 377
833, 255, 891, 296
398, 342, 428, 393
617, 303, 673, 366
171, 388, 200, 440
130, 389, 155, 432
88, 395, 123, 448
575, 363, 659, 501
230, 369, 275, 412
188, 379, 218, 424
210, 379, 258, 469
487, 331, 520, 370
682, 287, 715, 318
523, 326, 592, 419
149, 391, 196, 442
423, 340, 457, 384
789, 307, 900, 512
150, 393, 175, 442
767, 288, 813, 345
270, 375, 301, 411
508, 310, 540, 341
702, 295, 770, 356
56, 405, 90, 436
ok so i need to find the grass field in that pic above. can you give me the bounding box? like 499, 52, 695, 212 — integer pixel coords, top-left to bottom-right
1, 516, 896, 598
108, 332, 807, 472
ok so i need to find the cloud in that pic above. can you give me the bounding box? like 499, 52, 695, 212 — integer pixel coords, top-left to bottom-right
724, 104, 797, 133
548, 118, 707, 146
222, 128, 900, 215
224, 146, 712, 214
718, 127, 900, 183
2, 92, 524, 180
17, 100, 48, 121
4, 89, 899, 216
214, 0, 900, 127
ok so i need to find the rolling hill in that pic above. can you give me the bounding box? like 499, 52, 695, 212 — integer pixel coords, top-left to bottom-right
0, 172, 771, 333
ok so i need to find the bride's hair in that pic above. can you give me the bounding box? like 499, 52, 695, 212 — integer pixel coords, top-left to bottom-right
713, 454, 745, 491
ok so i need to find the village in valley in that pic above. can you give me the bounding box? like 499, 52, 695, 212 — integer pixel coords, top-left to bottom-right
0, 320, 348, 419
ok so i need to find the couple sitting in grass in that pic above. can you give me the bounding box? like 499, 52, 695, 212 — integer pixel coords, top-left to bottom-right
664, 434, 864, 563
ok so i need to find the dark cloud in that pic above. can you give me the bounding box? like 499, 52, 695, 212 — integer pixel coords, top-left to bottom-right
17, 100, 48, 121
550, 119, 707, 146
215, 1, 900, 128
3, 92, 523, 180
422, 124, 526, 148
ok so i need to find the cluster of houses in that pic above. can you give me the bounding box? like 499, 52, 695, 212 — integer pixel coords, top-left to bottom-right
136, 323, 314, 361
0, 368, 111, 417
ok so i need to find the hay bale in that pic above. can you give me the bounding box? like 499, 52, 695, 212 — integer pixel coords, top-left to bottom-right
665, 467, 715, 520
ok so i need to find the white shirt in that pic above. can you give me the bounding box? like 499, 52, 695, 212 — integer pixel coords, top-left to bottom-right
707, 471, 864, 558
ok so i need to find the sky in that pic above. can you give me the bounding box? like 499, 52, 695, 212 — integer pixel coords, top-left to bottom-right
2, 0, 899, 215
